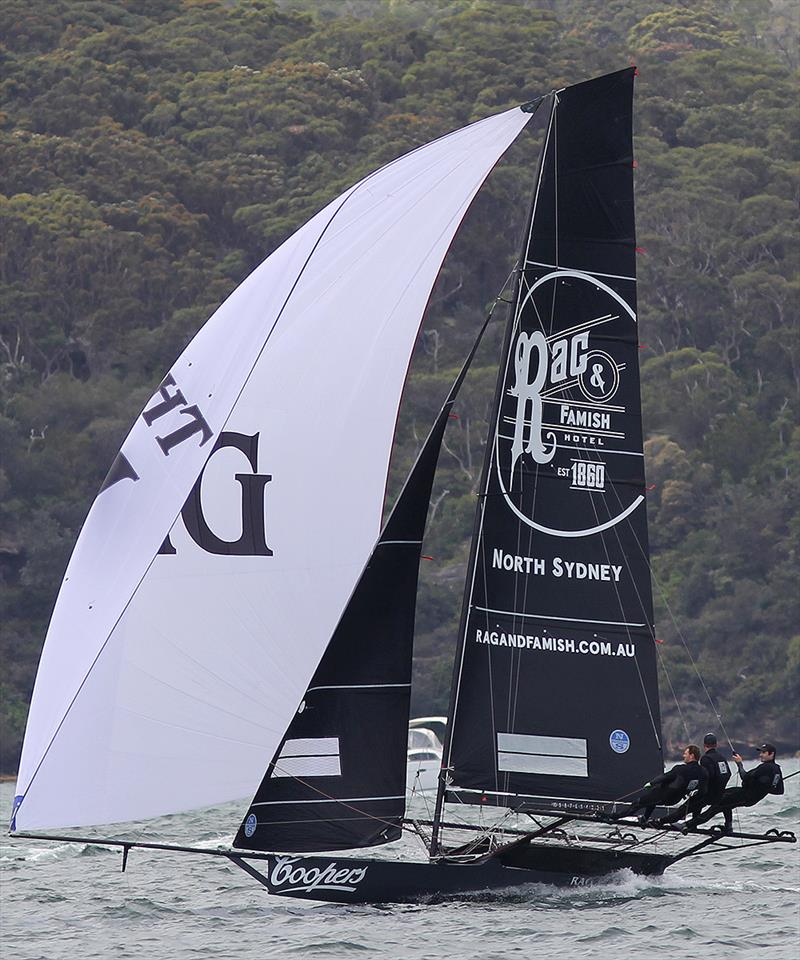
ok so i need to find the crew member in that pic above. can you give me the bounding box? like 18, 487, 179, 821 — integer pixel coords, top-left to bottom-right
613, 745, 707, 823
656, 733, 731, 827
691, 743, 784, 833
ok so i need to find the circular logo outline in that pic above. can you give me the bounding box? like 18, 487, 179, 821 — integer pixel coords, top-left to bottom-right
579, 349, 619, 403
244, 813, 258, 837
609, 729, 631, 754
494, 269, 643, 538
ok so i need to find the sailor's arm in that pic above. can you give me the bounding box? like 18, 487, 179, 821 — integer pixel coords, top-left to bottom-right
650, 764, 680, 787
734, 758, 774, 790
732, 753, 746, 780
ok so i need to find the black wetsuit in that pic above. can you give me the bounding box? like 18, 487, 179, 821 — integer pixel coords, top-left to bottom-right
692, 759, 784, 828
617, 760, 707, 822
660, 748, 731, 825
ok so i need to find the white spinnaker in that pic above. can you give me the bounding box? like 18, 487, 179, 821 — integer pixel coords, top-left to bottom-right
13, 106, 531, 831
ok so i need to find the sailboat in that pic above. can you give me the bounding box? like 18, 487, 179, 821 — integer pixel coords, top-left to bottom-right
10, 69, 794, 904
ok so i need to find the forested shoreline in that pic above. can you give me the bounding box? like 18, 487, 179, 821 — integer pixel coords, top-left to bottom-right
1, 0, 798, 772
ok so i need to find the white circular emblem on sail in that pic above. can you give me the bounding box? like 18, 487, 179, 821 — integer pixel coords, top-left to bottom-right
609, 730, 631, 753
494, 270, 644, 539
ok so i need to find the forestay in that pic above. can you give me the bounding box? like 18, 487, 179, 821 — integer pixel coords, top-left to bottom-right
13, 105, 532, 832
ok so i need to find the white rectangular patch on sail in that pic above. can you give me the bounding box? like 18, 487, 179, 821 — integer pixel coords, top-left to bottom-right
497, 733, 588, 777
271, 738, 341, 778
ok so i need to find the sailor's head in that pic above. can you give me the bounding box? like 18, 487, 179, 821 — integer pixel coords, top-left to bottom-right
757, 743, 776, 759
684, 744, 700, 762
702, 733, 717, 750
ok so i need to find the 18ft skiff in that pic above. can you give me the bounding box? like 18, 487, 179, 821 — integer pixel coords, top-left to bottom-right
11, 69, 794, 904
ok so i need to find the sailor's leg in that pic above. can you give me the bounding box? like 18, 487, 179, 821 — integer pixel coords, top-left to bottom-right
723, 806, 733, 832
612, 797, 643, 819
711, 796, 743, 834
723, 792, 763, 831
674, 795, 705, 826
686, 795, 704, 817
657, 801, 689, 826
690, 803, 720, 827
613, 785, 659, 820
638, 787, 669, 822
692, 788, 745, 827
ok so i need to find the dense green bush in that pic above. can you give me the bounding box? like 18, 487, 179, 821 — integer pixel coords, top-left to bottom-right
1, 0, 797, 770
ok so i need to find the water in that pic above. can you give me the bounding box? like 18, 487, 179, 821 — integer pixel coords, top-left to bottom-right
2, 767, 798, 959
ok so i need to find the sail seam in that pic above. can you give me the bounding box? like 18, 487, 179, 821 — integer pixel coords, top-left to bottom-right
525, 259, 637, 282
307, 684, 410, 692
450, 787, 618, 803
472, 606, 646, 627
252, 796, 405, 806
556, 444, 643, 457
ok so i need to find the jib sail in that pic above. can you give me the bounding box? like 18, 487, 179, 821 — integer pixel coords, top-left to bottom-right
233, 318, 492, 853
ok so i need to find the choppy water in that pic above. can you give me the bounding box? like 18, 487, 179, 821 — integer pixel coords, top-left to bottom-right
2, 766, 798, 959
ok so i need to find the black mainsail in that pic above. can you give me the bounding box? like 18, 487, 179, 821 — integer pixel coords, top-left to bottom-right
437, 68, 663, 822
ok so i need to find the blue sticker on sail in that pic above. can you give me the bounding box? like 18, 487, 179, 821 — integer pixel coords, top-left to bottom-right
609, 730, 630, 753
244, 813, 257, 838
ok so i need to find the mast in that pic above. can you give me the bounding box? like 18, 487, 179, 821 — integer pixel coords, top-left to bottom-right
430, 93, 556, 856
432, 69, 662, 855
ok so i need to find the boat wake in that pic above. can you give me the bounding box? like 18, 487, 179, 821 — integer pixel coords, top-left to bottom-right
405, 869, 664, 906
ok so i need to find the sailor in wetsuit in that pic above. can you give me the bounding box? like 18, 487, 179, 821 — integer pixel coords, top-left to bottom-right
690, 743, 784, 833
655, 733, 731, 827
613, 745, 708, 823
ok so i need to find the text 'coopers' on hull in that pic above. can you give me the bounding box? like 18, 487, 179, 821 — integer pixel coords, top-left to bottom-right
232, 845, 672, 904
11, 69, 795, 904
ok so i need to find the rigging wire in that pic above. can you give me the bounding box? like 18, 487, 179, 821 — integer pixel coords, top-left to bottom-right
265, 759, 408, 834
653, 570, 736, 753
605, 473, 736, 752
656, 644, 693, 741
495, 98, 557, 805
575, 438, 662, 751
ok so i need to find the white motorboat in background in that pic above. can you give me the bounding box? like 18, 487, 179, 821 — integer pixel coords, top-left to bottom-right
406, 717, 446, 793
409, 716, 447, 746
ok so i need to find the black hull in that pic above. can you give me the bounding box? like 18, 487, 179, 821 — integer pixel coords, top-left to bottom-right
233, 842, 670, 904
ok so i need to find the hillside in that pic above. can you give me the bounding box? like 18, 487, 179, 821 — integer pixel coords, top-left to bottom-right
1, 0, 798, 771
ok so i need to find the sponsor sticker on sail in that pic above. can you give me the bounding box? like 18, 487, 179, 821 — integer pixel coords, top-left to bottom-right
495, 271, 644, 538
